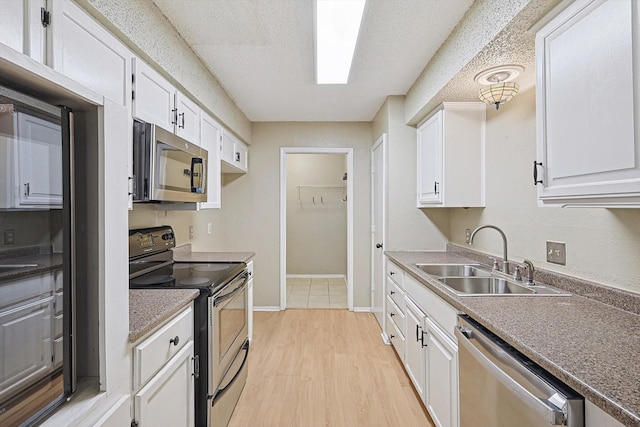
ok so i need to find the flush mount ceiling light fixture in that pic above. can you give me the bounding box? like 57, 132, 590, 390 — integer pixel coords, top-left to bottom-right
474, 65, 524, 110
314, 0, 366, 84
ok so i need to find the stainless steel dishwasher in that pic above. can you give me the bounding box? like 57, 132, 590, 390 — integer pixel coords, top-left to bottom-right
455, 315, 584, 427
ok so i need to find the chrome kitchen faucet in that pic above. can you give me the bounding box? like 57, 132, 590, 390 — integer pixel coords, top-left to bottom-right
469, 225, 510, 274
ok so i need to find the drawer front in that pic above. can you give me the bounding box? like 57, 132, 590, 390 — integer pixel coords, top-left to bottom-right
386, 295, 405, 336
404, 274, 458, 340
133, 306, 194, 389
386, 312, 405, 359
387, 278, 405, 311
386, 259, 404, 289
54, 313, 63, 338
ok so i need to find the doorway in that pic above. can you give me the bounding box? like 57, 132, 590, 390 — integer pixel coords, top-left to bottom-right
279, 147, 354, 310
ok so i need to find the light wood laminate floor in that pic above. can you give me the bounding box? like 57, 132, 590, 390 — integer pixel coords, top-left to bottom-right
229, 310, 433, 427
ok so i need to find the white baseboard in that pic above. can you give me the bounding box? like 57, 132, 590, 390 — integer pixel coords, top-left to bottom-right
286, 274, 346, 279
352, 307, 371, 313
253, 306, 281, 312
381, 332, 391, 345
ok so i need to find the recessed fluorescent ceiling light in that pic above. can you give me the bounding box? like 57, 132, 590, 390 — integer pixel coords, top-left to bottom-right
315, 0, 366, 84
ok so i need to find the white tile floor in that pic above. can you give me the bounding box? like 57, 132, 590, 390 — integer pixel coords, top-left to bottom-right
286, 277, 347, 309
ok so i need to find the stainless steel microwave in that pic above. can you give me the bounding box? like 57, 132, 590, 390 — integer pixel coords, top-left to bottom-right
132, 120, 208, 203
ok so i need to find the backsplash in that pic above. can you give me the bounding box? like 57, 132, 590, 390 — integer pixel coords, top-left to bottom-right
447, 243, 640, 316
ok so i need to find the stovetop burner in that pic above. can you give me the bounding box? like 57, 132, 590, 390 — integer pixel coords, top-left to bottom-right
131, 274, 176, 286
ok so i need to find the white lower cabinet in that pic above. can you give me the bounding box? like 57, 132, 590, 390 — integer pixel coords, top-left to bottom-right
424, 318, 458, 427
387, 258, 459, 427
404, 297, 426, 398
131, 305, 195, 427
134, 341, 194, 427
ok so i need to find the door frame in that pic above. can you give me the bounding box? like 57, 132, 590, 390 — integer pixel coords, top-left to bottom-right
279, 147, 354, 311
371, 134, 387, 331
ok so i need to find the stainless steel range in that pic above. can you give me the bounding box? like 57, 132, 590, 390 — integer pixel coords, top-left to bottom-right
129, 226, 249, 427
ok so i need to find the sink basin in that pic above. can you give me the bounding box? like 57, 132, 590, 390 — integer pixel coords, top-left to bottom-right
415, 263, 492, 278
438, 277, 535, 295
0, 264, 38, 274
437, 276, 570, 296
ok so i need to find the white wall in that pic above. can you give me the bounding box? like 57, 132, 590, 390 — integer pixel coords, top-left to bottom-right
286, 154, 347, 275
449, 88, 640, 295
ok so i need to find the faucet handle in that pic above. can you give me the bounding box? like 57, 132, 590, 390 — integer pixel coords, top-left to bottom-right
513, 266, 522, 281
488, 256, 500, 271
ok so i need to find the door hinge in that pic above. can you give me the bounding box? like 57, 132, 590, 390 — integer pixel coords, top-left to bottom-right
41, 8, 51, 28
132, 90, 135, 101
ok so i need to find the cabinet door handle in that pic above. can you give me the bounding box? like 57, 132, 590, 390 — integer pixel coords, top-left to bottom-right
416, 324, 422, 342
235, 152, 241, 162
533, 161, 543, 185
24, 182, 30, 196
171, 108, 178, 125
170, 336, 180, 346
434, 181, 439, 195
178, 112, 185, 129
192, 354, 200, 378
421, 330, 428, 348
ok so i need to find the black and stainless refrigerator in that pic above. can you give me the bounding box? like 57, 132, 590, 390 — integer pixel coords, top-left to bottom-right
0, 85, 76, 426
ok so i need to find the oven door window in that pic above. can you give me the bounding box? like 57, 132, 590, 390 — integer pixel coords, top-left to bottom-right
155, 142, 205, 194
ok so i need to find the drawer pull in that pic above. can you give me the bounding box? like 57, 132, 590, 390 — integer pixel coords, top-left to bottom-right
390, 312, 395, 317
390, 334, 395, 340
390, 290, 395, 295
170, 336, 180, 346
390, 271, 395, 276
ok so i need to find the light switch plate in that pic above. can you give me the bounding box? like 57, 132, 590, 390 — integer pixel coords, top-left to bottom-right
546, 241, 566, 265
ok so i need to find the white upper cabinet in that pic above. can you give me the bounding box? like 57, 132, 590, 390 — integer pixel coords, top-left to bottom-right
535, 0, 640, 207
199, 112, 222, 209
417, 103, 485, 208
0, 0, 47, 63
132, 58, 201, 145
48, 0, 132, 108
131, 57, 175, 133
221, 129, 248, 173
175, 91, 200, 144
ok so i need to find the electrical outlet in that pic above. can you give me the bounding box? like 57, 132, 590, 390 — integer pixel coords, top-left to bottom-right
465, 228, 471, 244
189, 225, 194, 240
4, 230, 15, 245
546, 241, 566, 265
207, 223, 212, 235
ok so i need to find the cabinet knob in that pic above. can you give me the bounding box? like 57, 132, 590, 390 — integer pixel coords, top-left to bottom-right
390, 312, 395, 317
375, 243, 383, 249
390, 334, 395, 340
390, 290, 395, 295
389, 271, 395, 276
170, 336, 180, 346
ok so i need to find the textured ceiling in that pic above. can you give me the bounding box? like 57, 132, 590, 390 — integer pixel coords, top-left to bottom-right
150, 0, 474, 122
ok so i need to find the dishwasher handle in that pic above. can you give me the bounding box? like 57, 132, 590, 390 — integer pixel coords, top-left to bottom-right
455, 326, 566, 426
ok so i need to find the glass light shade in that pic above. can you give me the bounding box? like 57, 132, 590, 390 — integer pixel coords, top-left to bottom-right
478, 82, 519, 109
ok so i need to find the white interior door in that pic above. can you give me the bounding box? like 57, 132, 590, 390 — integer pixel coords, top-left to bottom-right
371, 134, 387, 328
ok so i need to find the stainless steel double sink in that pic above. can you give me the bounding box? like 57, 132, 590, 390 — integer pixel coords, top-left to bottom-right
414, 263, 570, 296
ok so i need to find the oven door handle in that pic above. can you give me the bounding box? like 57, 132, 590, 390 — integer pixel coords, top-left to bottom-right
211, 340, 250, 406
214, 272, 248, 306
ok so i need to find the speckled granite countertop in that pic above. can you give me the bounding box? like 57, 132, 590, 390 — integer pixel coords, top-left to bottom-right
172, 244, 254, 263
129, 289, 199, 342
0, 250, 63, 282
386, 251, 640, 427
